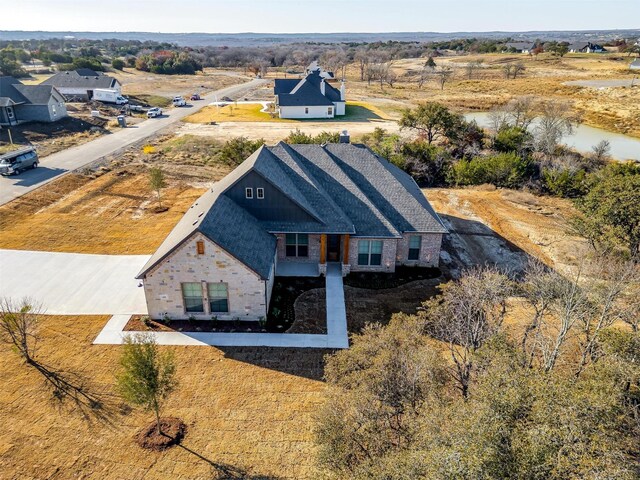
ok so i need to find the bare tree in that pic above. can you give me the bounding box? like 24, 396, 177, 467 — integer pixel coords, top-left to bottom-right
505, 96, 538, 130
503, 62, 526, 79
576, 256, 640, 374
591, 140, 611, 163
533, 101, 579, 156
354, 47, 370, 81
434, 66, 454, 90
0, 297, 43, 364
464, 60, 483, 80
422, 267, 512, 398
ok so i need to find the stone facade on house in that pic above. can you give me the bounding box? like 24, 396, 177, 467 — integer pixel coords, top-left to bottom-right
396, 233, 443, 268
142, 233, 271, 321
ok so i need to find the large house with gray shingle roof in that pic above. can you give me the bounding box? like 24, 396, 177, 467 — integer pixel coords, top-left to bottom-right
0, 76, 68, 126
137, 141, 447, 321
40, 69, 121, 101
274, 69, 346, 119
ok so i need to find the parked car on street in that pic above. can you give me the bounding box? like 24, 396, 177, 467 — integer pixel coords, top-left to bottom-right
0, 147, 39, 175
147, 107, 163, 118
190, 93, 202, 101
172, 96, 187, 107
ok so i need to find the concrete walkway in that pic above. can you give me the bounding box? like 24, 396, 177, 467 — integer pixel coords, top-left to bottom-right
93, 263, 350, 349
0, 249, 150, 315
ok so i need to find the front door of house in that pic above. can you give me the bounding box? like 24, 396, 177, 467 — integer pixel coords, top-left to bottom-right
327, 234, 341, 262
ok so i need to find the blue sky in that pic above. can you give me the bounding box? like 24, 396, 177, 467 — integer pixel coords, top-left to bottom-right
2, 0, 639, 33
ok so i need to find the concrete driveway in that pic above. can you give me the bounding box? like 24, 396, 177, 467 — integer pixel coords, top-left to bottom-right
0, 249, 150, 315
0, 78, 268, 206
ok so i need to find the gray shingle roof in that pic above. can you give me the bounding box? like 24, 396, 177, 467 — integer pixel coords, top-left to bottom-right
14, 84, 59, 105
138, 142, 446, 279
136, 185, 277, 280
0, 76, 29, 105
275, 71, 341, 107
41, 70, 119, 90
1, 76, 59, 106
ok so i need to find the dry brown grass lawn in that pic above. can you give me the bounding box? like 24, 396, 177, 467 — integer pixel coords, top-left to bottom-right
0, 315, 328, 479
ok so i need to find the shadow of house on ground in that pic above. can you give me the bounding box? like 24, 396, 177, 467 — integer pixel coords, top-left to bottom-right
216, 347, 331, 381
439, 214, 534, 279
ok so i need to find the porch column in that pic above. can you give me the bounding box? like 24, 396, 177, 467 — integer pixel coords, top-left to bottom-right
343, 234, 350, 264
320, 234, 326, 264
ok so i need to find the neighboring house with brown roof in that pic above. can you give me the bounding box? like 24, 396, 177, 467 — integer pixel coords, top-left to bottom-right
274, 68, 346, 119
137, 141, 447, 321
40, 69, 121, 101
0, 76, 67, 126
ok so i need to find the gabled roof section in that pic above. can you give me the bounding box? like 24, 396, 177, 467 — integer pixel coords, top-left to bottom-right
13, 84, 58, 105
41, 70, 119, 89
136, 186, 276, 280
273, 78, 299, 95
0, 76, 29, 105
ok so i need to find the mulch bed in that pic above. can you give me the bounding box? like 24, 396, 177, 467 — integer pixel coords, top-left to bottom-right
136, 417, 186, 451
124, 315, 267, 333
266, 276, 326, 332
344, 266, 442, 290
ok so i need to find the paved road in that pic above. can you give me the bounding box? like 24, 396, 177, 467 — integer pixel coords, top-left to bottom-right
0, 249, 150, 315
0, 78, 267, 206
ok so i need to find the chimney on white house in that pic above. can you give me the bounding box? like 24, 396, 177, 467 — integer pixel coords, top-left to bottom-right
340, 80, 346, 101
320, 78, 326, 96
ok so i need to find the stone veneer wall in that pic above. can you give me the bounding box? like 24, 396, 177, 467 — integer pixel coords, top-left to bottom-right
396, 233, 443, 268
142, 233, 271, 321
347, 237, 398, 273
275, 233, 322, 264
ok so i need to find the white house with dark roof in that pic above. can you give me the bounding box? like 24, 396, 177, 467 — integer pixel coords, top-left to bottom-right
0, 76, 68, 126
40, 69, 121, 101
137, 142, 447, 321
274, 70, 346, 119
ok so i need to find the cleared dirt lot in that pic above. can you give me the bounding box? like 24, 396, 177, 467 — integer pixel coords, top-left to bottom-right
0, 315, 328, 479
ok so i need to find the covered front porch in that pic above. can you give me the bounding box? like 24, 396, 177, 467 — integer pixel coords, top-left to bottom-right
275, 233, 352, 277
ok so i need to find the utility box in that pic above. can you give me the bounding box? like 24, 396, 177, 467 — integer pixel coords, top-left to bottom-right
116, 115, 127, 128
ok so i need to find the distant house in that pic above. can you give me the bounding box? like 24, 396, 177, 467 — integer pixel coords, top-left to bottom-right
274, 69, 346, 119
40, 69, 121, 101
629, 58, 640, 70
569, 42, 606, 53
0, 76, 68, 126
305, 60, 335, 80
504, 42, 537, 54
137, 141, 447, 321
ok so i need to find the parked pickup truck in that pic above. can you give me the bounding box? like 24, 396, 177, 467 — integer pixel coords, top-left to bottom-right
172, 96, 187, 107
190, 93, 202, 101
147, 107, 163, 118
93, 88, 128, 105
0, 147, 39, 175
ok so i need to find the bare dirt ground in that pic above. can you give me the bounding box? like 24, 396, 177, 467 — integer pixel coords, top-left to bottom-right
111, 67, 250, 100
177, 120, 399, 143
0, 315, 328, 479
426, 186, 587, 277
342, 53, 640, 137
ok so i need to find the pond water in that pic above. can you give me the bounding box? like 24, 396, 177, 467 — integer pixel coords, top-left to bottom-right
464, 112, 640, 161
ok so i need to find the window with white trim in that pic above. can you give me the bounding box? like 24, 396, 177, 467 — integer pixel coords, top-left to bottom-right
408, 235, 421, 260
257, 187, 264, 199
207, 283, 229, 313
358, 240, 383, 266
245, 187, 253, 199
328, 107, 333, 115
182, 283, 204, 313
285, 233, 309, 257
